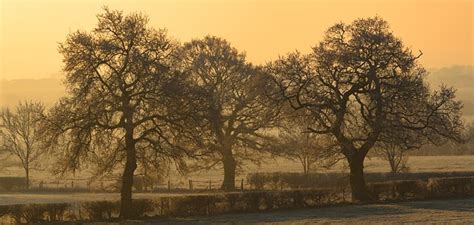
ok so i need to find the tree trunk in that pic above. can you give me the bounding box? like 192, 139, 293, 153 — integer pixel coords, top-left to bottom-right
119, 124, 137, 219
347, 153, 372, 202
25, 167, 29, 190
221, 153, 236, 190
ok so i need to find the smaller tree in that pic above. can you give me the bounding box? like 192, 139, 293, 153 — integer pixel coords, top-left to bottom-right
0, 101, 47, 189
271, 114, 340, 175
376, 143, 409, 174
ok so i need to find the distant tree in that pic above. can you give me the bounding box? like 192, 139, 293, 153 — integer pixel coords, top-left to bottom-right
271, 113, 340, 175
268, 17, 464, 202
46, 8, 193, 218
0, 101, 46, 189
376, 143, 409, 174
181, 36, 280, 190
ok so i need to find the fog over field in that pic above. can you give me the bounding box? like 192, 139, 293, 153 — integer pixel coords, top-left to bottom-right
2, 65, 473, 122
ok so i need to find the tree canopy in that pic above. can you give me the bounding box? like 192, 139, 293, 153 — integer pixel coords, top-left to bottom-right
181, 36, 281, 190
268, 17, 463, 201
46, 8, 194, 218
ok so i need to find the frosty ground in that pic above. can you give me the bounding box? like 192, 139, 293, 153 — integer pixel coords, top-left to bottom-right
155, 198, 474, 224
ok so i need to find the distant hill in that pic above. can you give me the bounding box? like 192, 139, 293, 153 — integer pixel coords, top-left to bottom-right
0, 78, 65, 108
426, 65, 474, 122
1, 65, 473, 122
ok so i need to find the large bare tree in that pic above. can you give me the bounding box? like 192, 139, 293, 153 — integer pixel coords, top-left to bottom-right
0, 101, 46, 189
268, 17, 463, 201
46, 8, 192, 218
181, 36, 280, 190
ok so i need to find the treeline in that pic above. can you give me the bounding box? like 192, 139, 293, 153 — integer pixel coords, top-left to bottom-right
0, 8, 466, 219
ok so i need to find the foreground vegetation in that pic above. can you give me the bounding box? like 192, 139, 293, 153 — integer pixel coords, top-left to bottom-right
1, 176, 474, 224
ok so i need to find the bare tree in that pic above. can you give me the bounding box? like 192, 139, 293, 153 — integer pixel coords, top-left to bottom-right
376, 143, 409, 174
0, 101, 46, 189
271, 113, 340, 175
181, 36, 280, 190
45, 8, 193, 218
268, 17, 463, 202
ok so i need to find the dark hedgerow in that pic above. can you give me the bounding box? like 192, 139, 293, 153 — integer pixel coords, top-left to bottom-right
1, 176, 474, 224
82, 201, 119, 220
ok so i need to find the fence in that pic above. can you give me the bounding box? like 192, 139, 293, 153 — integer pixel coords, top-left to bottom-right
19, 178, 237, 193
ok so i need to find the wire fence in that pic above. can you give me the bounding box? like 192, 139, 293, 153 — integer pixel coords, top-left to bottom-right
23, 178, 246, 192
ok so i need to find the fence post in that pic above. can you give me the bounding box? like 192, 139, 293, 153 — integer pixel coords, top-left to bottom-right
168, 180, 171, 191
189, 180, 193, 190
241, 179, 244, 191
160, 198, 164, 216
208, 180, 212, 190
342, 187, 345, 202
71, 180, 74, 189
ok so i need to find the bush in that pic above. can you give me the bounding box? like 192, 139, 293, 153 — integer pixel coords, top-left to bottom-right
1, 176, 473, 223
43, 203, 70, 222
6, 204, 47, 224
368, 180, 428, 200
0, 177, 26, 191
172, 195, 218, 216
247, 173, 348, 190
427, 177, 474, 196
247, 172, 474, 191
129, 199, 155, 218
0, 205, 9, 218
82, 201, 118, 220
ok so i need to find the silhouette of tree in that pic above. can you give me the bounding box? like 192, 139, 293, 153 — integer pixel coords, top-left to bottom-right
181, 36, 280, 190
268, 17, 464, 202
0, 101, 46, 189
270, 113, 340, 175
376, 143, 410, 174
46, 8, 192, 218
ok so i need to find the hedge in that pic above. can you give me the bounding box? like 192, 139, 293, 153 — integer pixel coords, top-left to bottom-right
1, 176, 474, 224
0, 177, 26, 192
246, 172, 474, 190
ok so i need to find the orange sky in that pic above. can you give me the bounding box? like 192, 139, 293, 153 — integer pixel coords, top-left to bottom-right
0, 0, 473, 80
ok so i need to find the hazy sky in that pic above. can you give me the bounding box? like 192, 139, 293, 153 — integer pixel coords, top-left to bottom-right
0, 0, 472, 80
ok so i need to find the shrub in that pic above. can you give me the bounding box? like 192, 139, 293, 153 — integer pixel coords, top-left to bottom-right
82, 201, 118, 220
0, 177, 26, 191
247, 172, 474, 190
129, 199, 155, 218
172, 195, 219, 216
247, 173, 266, 189
427, 177, 474, 196
6, 204, 47, 224
43, 203, 70, 222
242, 191, 265, 211
0, 205, 9, 220
247, 173, 348, 190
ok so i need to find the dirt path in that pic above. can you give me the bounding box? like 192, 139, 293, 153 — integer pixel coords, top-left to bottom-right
155, 198, 474, 224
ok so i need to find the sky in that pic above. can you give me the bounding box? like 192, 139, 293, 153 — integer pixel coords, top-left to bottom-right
0, 0, 473, 80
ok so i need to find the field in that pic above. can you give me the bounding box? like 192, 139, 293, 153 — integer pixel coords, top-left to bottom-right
1, 155, 474, 206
